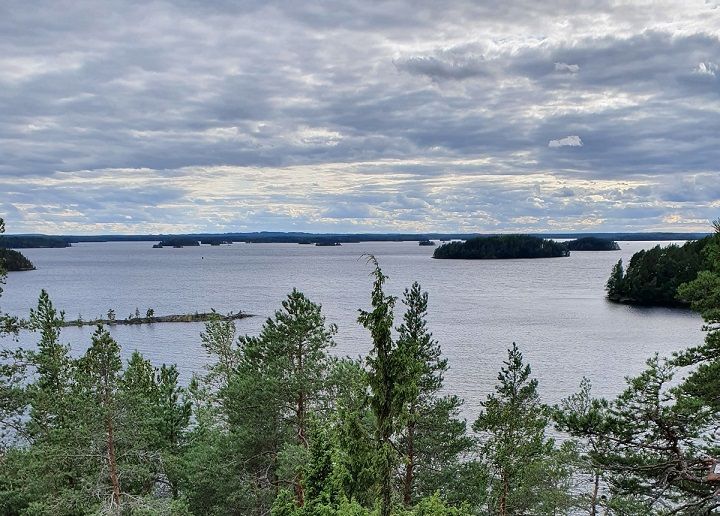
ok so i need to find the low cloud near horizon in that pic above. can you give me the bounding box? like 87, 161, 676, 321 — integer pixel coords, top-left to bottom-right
1, 1, 719, 234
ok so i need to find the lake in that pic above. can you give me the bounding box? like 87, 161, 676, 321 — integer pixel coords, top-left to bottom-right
0, 240, 703, 420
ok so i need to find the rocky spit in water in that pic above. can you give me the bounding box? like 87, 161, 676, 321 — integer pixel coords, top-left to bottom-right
62, 310, 252, 328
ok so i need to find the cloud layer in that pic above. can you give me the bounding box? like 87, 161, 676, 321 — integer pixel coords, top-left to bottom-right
1, 0, 719, 234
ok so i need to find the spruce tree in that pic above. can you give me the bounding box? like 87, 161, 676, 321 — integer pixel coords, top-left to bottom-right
605, 259, 625, 299
358, 257, 405, 516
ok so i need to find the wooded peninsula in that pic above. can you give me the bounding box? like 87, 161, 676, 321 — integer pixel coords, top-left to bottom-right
605, 236, 712, 307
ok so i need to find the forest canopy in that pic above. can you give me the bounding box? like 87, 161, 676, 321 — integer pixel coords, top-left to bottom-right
433, 235, 569, 259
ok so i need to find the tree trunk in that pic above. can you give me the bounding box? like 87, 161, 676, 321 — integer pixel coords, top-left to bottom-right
294, 390, 306, 506
499, 471, 508, 516
590, 471, 600, 516
294, 339, 306, 506
403, 418, 416, 506
106, 413, 121, 509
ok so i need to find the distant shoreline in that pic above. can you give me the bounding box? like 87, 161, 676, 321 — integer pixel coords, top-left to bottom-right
1, 231, 707, 248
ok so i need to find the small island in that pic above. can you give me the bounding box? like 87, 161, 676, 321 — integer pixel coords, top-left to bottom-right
315, 242, 342, 247
0, 248, 36, 271
433, 235, 569, 259
418, 240, 435, 246
565, 237, 620, 251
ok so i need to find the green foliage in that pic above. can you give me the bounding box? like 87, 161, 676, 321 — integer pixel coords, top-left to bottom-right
561, 221, 720, 514
187, 290, 339, 514
358, 256, 405, 516
0, 290, 192, 514
395, 282, 474, 507
433, 235, 569, 259
605, 237, 711, 306
557, 356, 718, 514
605, 259, 625, 298
473, 344, 574, 515
553, 378, 614, 515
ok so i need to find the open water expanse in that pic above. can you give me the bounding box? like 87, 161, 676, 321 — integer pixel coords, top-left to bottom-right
0, 240, 703, 419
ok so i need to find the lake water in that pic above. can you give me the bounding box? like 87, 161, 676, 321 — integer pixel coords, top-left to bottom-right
0, 240, 703, 420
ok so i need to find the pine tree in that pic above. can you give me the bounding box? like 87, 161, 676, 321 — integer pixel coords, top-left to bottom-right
193, 291, 338, 513
554, 378, 613, 515
473, 343, 572, 515
396, 282, 473, 506
26, 290, 74, 435
77, 326, 124, 509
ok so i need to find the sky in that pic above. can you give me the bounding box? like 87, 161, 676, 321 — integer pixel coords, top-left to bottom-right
1, 0, 719, 235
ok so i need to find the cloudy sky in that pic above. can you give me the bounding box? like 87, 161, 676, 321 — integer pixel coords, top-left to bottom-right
1, 0, 719, 234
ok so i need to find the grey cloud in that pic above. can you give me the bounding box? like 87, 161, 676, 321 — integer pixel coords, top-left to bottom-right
394, 54, 488, 80
1, 0, 719, 233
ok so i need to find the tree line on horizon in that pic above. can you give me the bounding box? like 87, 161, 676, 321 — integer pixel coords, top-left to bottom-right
1, 218, 720, 515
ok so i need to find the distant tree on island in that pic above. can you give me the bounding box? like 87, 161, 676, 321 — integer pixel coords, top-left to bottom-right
433, 235, 569, 259
605, 236, 712, 307
565, 237, 620, 251
153, 238, 201, 248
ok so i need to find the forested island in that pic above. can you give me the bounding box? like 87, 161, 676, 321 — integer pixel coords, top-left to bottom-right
565, 237, 620, 251
605, 235, 712, 306
0, 248, 35, 271
2, 217, 720, 515
433, 234, 569, 259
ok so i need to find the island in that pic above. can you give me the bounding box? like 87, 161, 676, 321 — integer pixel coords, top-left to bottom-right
315, 242, 342, 247
433, 235, 569, 259
605, 237, 710, 307
418, 240, 435, 246
63, 310, 252, 328
0, 248, 36, 271
565, 237, 620, 251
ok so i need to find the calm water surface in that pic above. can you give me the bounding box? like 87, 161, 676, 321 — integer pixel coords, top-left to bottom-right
1, 241, 702, 419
